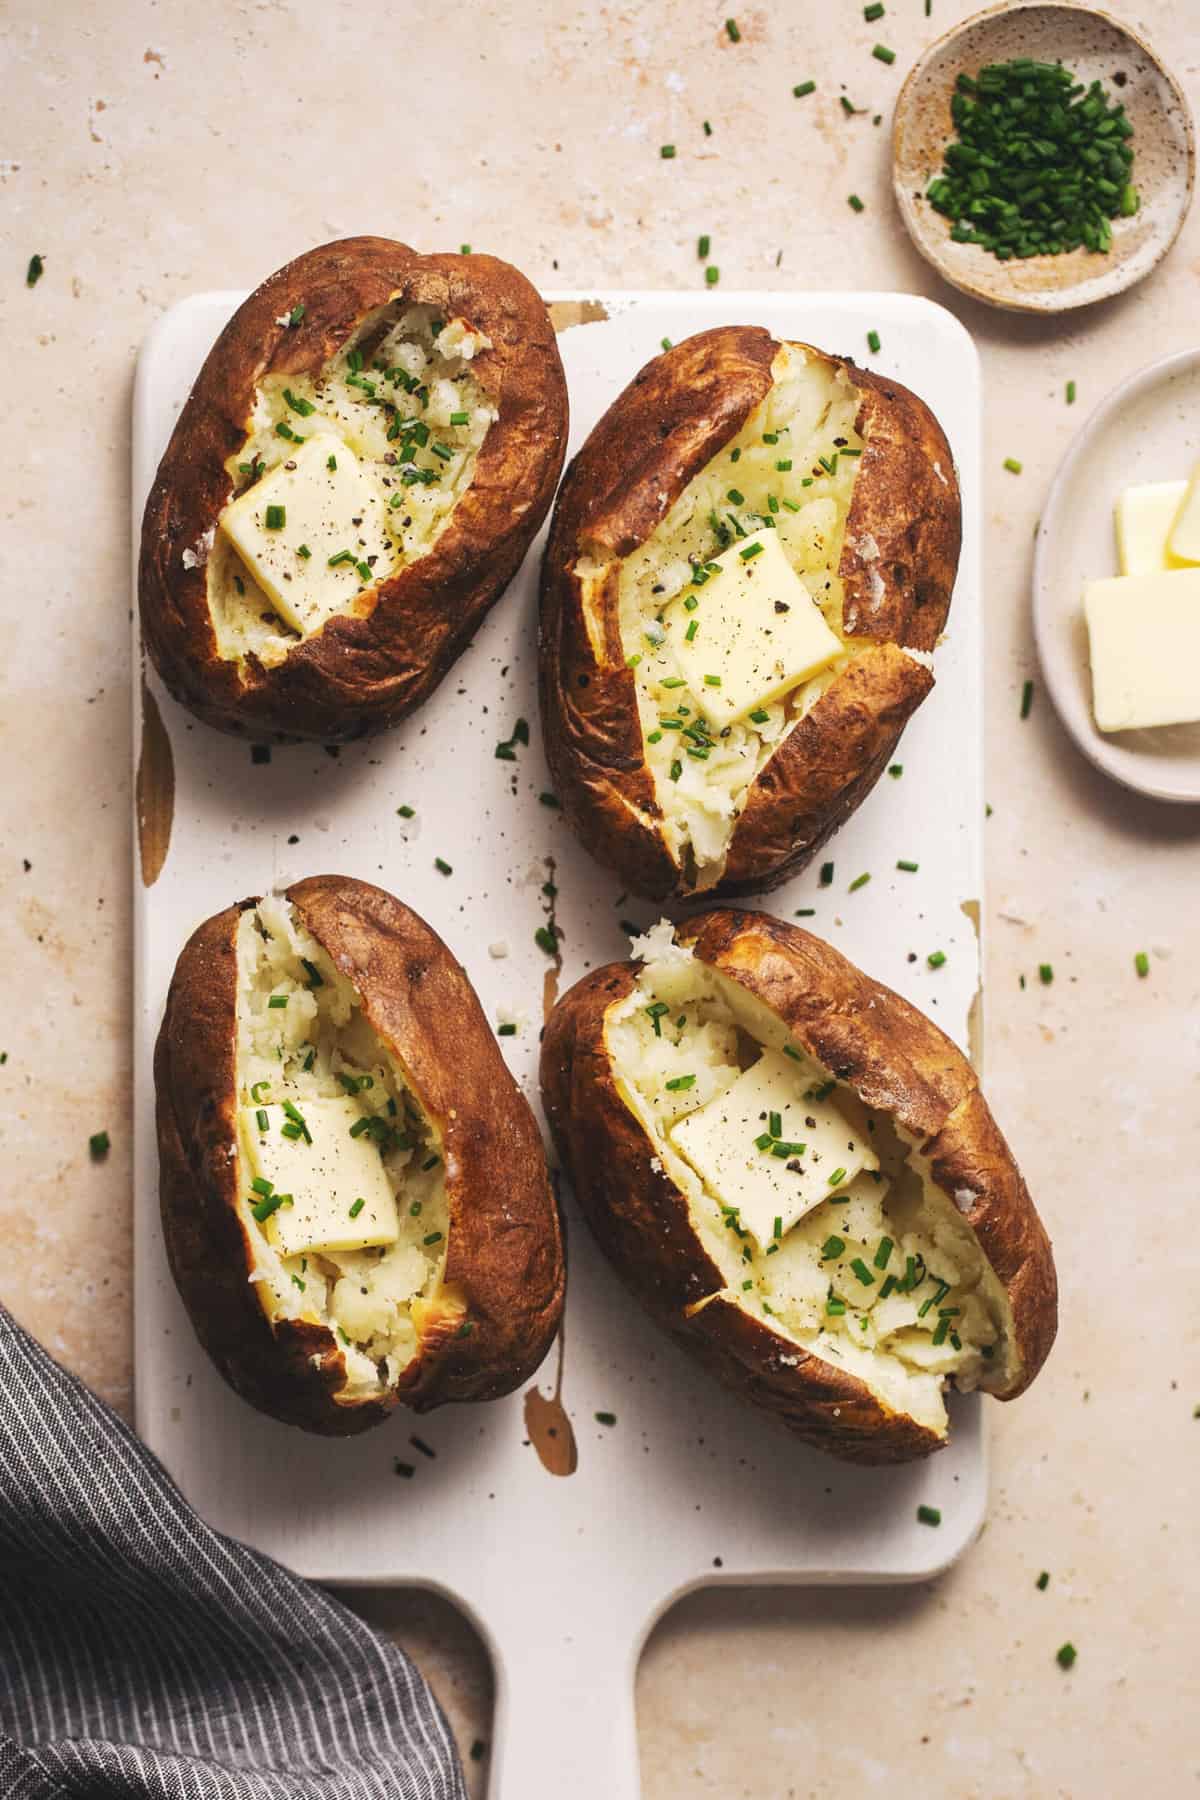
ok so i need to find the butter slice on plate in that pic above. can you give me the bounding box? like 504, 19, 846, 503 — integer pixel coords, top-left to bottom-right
668, 1050, 878, 1248
662, 530, 843, 726
1167, 463, 1200, 565
1115, 481, 1190, 576
220, 434, 390, 636
1085, 568, 1200, 732
240, 1097, 399, 1257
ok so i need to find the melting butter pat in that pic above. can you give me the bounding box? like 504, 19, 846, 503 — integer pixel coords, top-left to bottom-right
662, 530, 842, 725
220, 434, 391, 635
668, 1050, 879, 1248
1085, 569, 1200, 732
241, 1097, 399, 1257
1115, 481, 1191, 576
1167, 464, 1200, 565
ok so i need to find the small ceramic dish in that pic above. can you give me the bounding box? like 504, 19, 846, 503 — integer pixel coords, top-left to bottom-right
1033, 348, 1200, 804
893, 1, 1194, 315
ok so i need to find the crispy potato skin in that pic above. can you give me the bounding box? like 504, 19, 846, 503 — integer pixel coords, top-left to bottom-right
140, 237, 568, 742
538, 326, 961, 901
156, 875, 564, 1435
541, 909, 1056, 1465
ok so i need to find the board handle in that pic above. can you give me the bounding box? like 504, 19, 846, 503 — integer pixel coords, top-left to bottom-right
486, 1621, 641, 1798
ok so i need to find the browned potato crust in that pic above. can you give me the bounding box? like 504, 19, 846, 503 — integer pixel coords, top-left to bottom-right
141, 237, 568, 741
541, 908, 1056, 1465
156, 874, 564, 1434
539, 326, 961, 900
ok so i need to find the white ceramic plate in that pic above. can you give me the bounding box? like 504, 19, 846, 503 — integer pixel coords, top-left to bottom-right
1033, 347, 1200, 803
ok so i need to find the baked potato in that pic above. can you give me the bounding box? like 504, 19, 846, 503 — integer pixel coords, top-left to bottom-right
541, 910, 1055, 1464
140, 237, 568, 741
155, 875, 564, 1435
539, 327, 961, 900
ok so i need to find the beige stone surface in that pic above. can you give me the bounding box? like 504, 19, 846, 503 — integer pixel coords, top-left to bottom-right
1, 0, 1197, 1792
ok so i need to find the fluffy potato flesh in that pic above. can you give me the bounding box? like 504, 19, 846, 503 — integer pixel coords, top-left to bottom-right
609, 923, 1011, 1435
235, 897, 454, 1403
209, 304, 496, 666
617, 346, 873, 886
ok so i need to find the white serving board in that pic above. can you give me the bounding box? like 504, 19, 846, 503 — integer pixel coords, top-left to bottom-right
133, 290, 983, 1799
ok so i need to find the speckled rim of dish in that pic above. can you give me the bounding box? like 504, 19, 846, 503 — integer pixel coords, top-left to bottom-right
892, 0, 1195, 315
1032, 346, 1200, 805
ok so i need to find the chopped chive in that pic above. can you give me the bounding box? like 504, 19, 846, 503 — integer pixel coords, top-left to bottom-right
88, 1130, 110, 1160
896, 859, 919, 873
1056, 1643, 1077, 1670
449, 410, 470, 426
705, 265, 720, 286
423, 1231, 444, 1246
1134, 950, 1149, 978
534, 925, 559, 956
283, 387, 314, 417
793, 80, 815, 98
916, 1504, 941, 1527
850, 1257, 875, 1286
725, 17, 740, 40
498, 1022, 517, 1037
867, 329, 882, 353
819, 862, 834, 886
1004, 457, 1023, 474
887, 762, 902, 777
768, 1110, 782, 1139
773, 1216, 783, 1240
703, 674, 722, 687
840, 96, 858, 115
287, 303, 305, 327
595, 1411, 617, 1426
326, 453, 337, 470
348, 1197, 366, 1220
873, 1236, 893, 1269
256, 1108, 269, 1131
328, 549, 355, 567
665, 1074, 696, 1091
848, 192, 866, 213
927, 950, 946, 969
397, 803, 415, 818
267, 994, 288, 1009
251, 1177, 273, 1197
702, 120, 712, 135
739, 541, 764, 560
872, 43, 895, 63
252, 1192, 286, 1222
1065, 380, 1076, 405
25, 253, 44, 287
1021, 678, 1035, 719
848, 871, 870, 891
1036, 1571, 1050, 1591
434, 857, 452, 875
826, 1294, 847, 1316
264, 505, 286, 530
660, 144, 676, 159
820, 1235, 846, 1260
1039, 962, 1054, 985
727, 487, 744, 505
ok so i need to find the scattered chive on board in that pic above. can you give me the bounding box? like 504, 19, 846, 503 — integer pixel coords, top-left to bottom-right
872, 43, 896, 64
916, 1504, 941, 1526
926, 61, 1139, 261
26, 253, 44, 287
1004, 457, 1023, 474
793, 80, 815, 98
1021, 678, 1035, 719
1134, 950, 1149, 978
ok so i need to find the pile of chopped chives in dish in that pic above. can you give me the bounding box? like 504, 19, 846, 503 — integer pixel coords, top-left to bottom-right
926, 59, 1138, 260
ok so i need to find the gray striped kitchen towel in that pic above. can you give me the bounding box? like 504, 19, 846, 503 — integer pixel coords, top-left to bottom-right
0, 1303, 466, 1799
